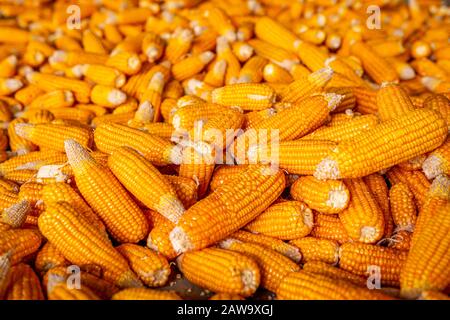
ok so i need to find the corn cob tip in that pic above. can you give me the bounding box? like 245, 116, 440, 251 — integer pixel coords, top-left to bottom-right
218, 238, 241, 249
1, 199, 31, 228
64, 139, 92, 169
169, 145, 184, 165
71, 65, 84, 78
169, 226, 193, 254
107, 89, 127, 105
314, 157, 341, 180
319, 93, 344, 112
158, 195, 185, 223
36, 164, 69, 182
360, 226, 377, 243
428, 175, 450, 198
13, 123, 31, 138
135, 101, 155, 123
380, 81, 398, 88
326, 188, 349, 211
5, 79, 23, 92
116, 270, 144, 289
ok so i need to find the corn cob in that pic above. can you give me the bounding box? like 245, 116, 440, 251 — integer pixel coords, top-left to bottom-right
41, 182, 105, 233
422, 138, 450, 179
350, 41, 398, 84
280, 67, 333, 103
339, 242, 408, 287
263, 63, 294, 83
315, 109, 448, 180
302, 261, 367, 287
311, 212, 350, 245
253, 139, 337, 175
116, 244, 171, 288
339, 178, 385, 243
363, 173, 394, 238
171, 102, 230, 131
43, 266, 119, 300
172, 51, 214, 81
108, 146, 185, 223
231, 43, 253, 63
27, 90, 74, 110
7, 118, 37, 155
292, 263, 393, 299
254, 17, 299, 53
112, 288, 182, 300
26, 72, 92, 103
164, 28, 193, 64
65, 140, 148, 243
146, 210, 177, 260
14, 123, 92, 152
92, 112, 134, 127
0, 150, 68, 176
205, 7, 236, 42
423, 94, 450, 130
245, 201, 313, 240
24, 109, 55, 124
235, 94, 340, 163
211, 83, 276, 111
386, 167, 431, 208
38, 201, 142, 288
219, 239, 300, 292
170, 165, 285, 253
35, 242, 69, 275
106, 52, 142, 76
94, 123, 182, 165
5, 263, 44, 300
0, 252, 11, 299
209, 293, 245, 300
388, 230, 412, 251
237, 56, 268, 83
290, 237, 339, 265
177, 247, 260, 297
419, 291, 450, 301
389, 183, 417, 231
0, 229, 41, 265
376, 82, 415, 121
351, 86, 378, 115
248, 39, 299, 71
290, 176, 349, 214
1, 199, 30, 229
0, 179, 19, 194
48, 282, 101, 300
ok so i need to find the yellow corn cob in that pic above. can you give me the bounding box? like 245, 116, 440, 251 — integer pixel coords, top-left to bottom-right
164, 175, 198, 209
43, 265, 120, 299
350, 41, 398, 84
231, 42, 253, 63
28, 90, 74, 110
209, 293, 245, 300
248, 39, 299, 71
170, 165, 285, 253
0, 77, 22, 96
116, 244, 171, 288
215, 36, 241, 84
386, 58, 416, 81
0, 179, 19, 194
41, 182, 106, 233
388, 230, 412, 251
237, 56, 268, 83
255, 139, 337, 175
339, 242, 408, 287
245, 201, 313, 240
106, 52, 142, 75
205, 7, 236, 42
92, 112, 134, 127
280, 67, 333, 103
94, 123, 182, 165
178, 146, 215, 198
0, 55, 17, 78
422, 138, 450, 179
254, 17, 299, 53
14, 85, 43, 106
295, 41, 328, 71
386, 167, 431, 208
26, 72, 92, 103
315, 109, 448, 180
34, 242, 68, 275
48, 108, 94, 124
1, 199, 30, 229
421, 77, 450, 94
8, 118, 37, 155
290, 176, 349, 214
146, 210, 177, 260
0, 229, 41, 265
171, 102, 229, 131
164, 28, 193, 64
0, 191, 19, 211
209, 165, 248, 191
112, 288, 182, 300
90, 85, 127, 108
65, 140, 148, 243
276, 271, 394, 300
338, 178, 385, 243
303, 114, 379, 142
423, 94, 450, 130
211, 83, 275, 111
5, 263, 44, 300
376, 82, 415, 121
302, 261, 367, 287
0, 150, 67, 176
363, 173, 394, 238
172, 51, 215, 81
141, 32, 164, 63
263, 63, 294, 83
48, 282, 101, 300
38, 201, 142, 288
162, 80, 184, 100
14, 123, 92, 152
177, 247, 260, 297
389, 182, 417, 231
82, 30, 107, 55
204, 59, 227, 87
108, 146, 185, 223
219, 239, 300, 292
290, 63, 311, 80
290, 237, 339, 265
81, 64, 126, 88
411, 58, 448, 81
18, 182, 43, 206
76, 104, 107, 117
